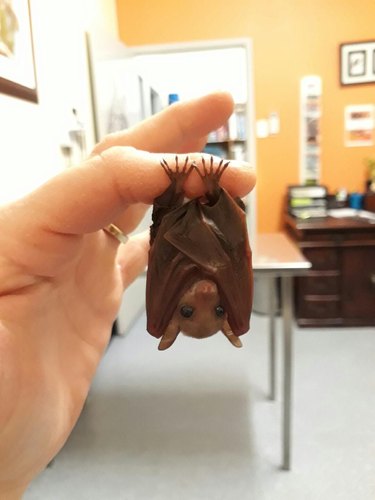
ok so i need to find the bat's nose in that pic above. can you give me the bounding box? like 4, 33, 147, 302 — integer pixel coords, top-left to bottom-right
195, 280, 217, 297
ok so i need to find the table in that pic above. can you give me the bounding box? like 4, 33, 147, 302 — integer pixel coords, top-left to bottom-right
252, 233, 311, 470
122, 232, 310, 469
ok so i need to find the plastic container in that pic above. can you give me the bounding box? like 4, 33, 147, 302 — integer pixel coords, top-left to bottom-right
168, 93, 180, 105
349, 193, 364, 210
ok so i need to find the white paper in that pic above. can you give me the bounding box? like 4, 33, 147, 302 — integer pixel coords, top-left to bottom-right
268, 112, 280, 135
344, 105, 374, 147
256, 119, 269, 138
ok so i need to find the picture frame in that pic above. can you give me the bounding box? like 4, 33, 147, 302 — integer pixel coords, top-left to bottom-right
340, 40, 375, 86
0, 0, 38, 102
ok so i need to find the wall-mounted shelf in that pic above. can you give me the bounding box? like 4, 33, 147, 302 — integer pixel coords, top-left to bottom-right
204, 104, 247, 161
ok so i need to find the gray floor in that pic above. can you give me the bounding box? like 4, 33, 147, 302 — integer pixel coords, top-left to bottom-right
26, 312, 375, 500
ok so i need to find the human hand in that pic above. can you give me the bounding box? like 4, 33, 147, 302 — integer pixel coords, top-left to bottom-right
0, 92, 255, 497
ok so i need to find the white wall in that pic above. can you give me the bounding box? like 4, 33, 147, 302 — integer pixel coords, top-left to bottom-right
92, 57, 144, 140
132, 47, 248, 106
0, 0, 119, 204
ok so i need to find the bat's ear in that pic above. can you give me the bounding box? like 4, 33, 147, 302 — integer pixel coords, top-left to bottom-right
222, 320, 243, 348
158, 319, 180, 351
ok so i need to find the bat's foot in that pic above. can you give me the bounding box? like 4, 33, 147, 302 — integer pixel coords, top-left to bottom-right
194, 156, 230, 198
160, 156, 194, 193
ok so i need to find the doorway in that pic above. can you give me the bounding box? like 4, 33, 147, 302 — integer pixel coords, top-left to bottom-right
89, 37, 257, 235
127, 39, 257, 238
88, 37, 257, 332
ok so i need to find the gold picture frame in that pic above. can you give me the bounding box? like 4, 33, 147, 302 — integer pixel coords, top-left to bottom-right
0, 0, 37, 102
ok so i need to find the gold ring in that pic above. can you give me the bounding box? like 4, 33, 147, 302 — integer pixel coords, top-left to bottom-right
103, 223, 129, 244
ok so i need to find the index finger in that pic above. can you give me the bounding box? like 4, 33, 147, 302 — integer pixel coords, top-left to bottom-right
19, 149, 255, 236
92, 91, 235, 155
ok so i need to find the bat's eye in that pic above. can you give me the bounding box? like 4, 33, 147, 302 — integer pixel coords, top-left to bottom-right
180, 305, 194, 318
215, 305, 225, 317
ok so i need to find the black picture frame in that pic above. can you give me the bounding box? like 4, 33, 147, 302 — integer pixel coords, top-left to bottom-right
340, 40, 375, 86
0, 0, 38, 102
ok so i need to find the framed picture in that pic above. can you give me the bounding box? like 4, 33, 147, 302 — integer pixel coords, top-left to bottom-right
0, 0, 37, 102
344, 104, 374, 147
340, 41, 375, 86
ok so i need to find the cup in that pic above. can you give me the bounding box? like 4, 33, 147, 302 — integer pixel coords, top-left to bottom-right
349, 193, 364, 210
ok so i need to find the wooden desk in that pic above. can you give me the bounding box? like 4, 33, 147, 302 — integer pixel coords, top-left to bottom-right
285, 214, 375, 327
253, 233, 311, 470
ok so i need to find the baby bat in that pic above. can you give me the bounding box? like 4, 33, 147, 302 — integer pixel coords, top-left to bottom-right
146, 156, 253, 351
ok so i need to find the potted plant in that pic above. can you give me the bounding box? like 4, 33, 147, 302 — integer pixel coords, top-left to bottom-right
364, 157, 375, 193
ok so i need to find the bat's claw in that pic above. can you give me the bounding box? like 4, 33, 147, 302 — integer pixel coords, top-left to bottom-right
222, 321, 243, 348
195, 156, 230, 197
160, 156, 194, 192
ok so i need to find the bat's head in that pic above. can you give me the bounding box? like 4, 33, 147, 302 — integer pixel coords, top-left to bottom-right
158, 279, 243, 350
178, 279, 224, 339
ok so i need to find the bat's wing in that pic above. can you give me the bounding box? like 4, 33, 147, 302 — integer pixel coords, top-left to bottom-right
146, 197, 241, 338
165, 189, 253, 336
146, 202, 202, 338
147, 186, 252, 339
200, 188, 253, 335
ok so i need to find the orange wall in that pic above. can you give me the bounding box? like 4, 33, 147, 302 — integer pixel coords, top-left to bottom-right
116, 0, 375, 232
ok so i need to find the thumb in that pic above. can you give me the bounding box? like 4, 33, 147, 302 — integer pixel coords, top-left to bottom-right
117, 230, 149, 289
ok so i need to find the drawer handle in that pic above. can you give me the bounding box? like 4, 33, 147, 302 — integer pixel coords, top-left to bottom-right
371, 273, 375, 288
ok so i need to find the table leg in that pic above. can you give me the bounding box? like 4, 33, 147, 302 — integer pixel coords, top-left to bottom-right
268, 276, 276, 400
281, 275, 293, 470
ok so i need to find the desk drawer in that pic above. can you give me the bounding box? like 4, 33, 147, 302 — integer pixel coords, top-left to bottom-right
298, 272, 340, 295
297, 296, 340, 319
302, 247, 339, 270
